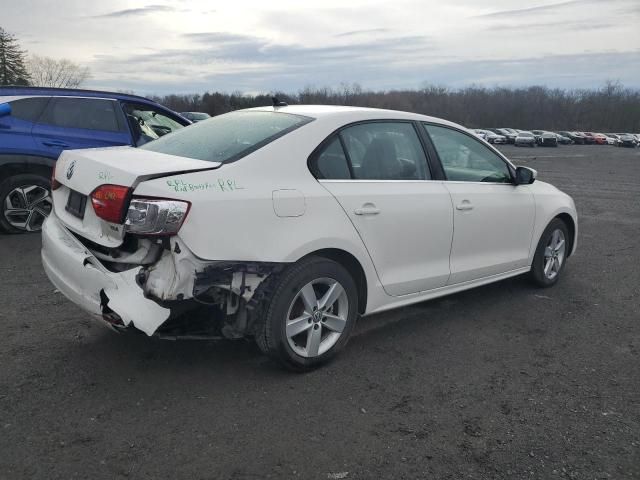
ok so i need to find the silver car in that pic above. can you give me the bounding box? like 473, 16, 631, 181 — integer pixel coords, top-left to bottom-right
515, 131, 537, 147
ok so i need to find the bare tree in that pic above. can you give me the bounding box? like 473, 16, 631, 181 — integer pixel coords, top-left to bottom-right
27, 55, 90, 88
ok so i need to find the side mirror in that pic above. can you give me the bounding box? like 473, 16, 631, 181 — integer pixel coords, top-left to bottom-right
515, 166, 537, 185
0, 103, 11, 118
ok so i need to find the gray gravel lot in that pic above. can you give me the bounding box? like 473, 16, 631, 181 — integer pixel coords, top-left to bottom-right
1, 145, 639, 479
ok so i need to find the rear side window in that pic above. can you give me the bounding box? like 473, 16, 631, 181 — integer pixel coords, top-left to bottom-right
310, 137, 351, 179
39, 97, 123, 132
141, 111, 312, 163
9, 97, 49, 121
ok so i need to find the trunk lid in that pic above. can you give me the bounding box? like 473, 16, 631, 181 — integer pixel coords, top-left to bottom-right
52, 146, 221, 247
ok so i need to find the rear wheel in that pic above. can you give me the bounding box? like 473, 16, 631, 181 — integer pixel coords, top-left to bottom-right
529, 219, 569, 287
255, 256, 358, 371
0, 174, 52, 233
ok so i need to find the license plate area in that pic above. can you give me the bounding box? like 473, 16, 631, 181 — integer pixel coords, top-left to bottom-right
65, 190, 87, 219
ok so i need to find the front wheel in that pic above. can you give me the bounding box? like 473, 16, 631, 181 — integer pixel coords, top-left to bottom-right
0, 174, 52, 234
255, 256, 358, 371
529, 219, 570, 287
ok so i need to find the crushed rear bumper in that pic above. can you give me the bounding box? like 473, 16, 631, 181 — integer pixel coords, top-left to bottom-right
41, 212, 171, 335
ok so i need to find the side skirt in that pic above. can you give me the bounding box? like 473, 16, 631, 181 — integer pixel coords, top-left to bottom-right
365, 266, 531, 316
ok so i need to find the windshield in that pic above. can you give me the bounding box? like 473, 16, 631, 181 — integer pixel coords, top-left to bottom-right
123, 103, 186, 146
519, 132, 534, 137
141, 110, 312, 163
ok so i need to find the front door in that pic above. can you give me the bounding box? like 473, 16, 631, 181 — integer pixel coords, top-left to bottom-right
423, 123, 535, 284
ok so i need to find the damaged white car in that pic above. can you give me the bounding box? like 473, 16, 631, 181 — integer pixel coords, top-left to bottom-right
42, 105, 577, 370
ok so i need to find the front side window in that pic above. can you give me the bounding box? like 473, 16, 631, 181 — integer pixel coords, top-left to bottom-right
141, 110, 312, 163
123, 102, 186, 146
339, 122, 430, 180
424, 124, 512, 183
39, 97, 123, 132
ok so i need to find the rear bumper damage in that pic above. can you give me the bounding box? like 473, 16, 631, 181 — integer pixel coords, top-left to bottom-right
42, 212, 281, 337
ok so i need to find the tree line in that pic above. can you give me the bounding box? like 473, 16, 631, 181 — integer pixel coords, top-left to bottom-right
153, 82, 640, 132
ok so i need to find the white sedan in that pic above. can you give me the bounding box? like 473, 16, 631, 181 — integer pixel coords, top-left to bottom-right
42, 105, 578, 370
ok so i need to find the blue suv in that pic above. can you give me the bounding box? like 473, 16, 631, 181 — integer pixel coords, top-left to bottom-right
0, 87, 190, 233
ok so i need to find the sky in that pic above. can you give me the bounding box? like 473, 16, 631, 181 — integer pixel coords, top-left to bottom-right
1, 0, 639, 95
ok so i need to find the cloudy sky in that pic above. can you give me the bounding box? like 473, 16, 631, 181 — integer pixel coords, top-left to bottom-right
3, 0, 639, 94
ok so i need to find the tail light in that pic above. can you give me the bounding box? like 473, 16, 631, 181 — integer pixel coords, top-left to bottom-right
90, 184, 131, 223
51, 163, 61, 191
124, 198, 190, 235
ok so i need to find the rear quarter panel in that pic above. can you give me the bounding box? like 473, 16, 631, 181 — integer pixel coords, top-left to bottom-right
133, 120, 384, 307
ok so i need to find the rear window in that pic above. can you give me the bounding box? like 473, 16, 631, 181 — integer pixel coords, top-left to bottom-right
141, 110, 312, 163
9, 97, 50, 121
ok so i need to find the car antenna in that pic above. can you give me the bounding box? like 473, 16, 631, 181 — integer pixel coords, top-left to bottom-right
272, 96, 288, 108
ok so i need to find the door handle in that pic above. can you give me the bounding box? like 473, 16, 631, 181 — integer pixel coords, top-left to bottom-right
354, 204, 381, 216
43, 140, 70, 148
456, 200, 474, 211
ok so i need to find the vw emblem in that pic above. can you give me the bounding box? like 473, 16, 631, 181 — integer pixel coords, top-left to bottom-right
66, 160, 76, 180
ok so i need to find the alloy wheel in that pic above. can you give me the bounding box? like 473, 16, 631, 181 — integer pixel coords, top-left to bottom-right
3, 185, 52, 232
285, 277, 349, 358
543, 229, 566, 280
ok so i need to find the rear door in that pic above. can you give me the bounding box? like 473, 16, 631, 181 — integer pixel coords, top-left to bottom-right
312, 121, 453, 296
423, 123, 535, 284
32, 97, 132, 158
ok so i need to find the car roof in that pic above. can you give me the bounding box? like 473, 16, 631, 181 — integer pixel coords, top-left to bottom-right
245, 104, 463, 129
0, 86, 159, 105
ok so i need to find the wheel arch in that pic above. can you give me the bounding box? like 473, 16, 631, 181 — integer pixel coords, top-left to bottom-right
554, 212, 577, 257
0, 155, 55, 183
301, 248, 368, 314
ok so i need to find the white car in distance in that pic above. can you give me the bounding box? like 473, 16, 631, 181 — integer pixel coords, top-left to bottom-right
42, 105, 578, 370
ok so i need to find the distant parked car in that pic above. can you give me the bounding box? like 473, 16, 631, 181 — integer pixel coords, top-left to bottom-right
616, 133, 638, 148
581, 132, 601, 145
554, 133, 572, 145
181, 111, 211, 123
472, 129, 487, 140
592, 133, 610, 145
491, 128, 518, 144
558, 131, 585, 144
604, 134, 621, 146
515, 131, 537, 147
531, 130, 545, 142
538, 132, 559, 147
600, 134, 618, 145
474, 129, 506, 144
0, 87, 191, 233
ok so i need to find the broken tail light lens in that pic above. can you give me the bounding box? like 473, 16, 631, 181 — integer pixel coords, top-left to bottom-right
124, 198, 190, 235
90, 184, 132, 224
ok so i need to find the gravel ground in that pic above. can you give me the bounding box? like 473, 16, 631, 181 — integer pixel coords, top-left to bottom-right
0, 145, 639, 479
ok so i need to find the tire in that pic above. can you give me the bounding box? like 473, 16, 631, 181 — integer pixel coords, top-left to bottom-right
0, 174, 52, 234
255, 256, 359, 371
529, 218, 570, 287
